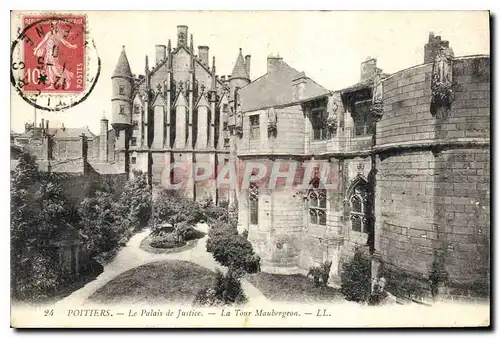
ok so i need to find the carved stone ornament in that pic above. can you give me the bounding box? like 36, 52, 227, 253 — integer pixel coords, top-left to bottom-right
267, 108, 277, 134
430, 45, 455, 117
369, 69, 384, 122
234, 110, 244, 136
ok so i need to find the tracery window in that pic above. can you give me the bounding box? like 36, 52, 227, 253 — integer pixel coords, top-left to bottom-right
309, 189, 327, 226
249, 183, 259, 225
349, 182, 370, 233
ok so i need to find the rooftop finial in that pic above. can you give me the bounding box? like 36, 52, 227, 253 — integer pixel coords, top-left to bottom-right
122, 45, 125, 50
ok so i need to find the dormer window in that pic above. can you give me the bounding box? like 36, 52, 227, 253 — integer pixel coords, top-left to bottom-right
249, 114, 260, 140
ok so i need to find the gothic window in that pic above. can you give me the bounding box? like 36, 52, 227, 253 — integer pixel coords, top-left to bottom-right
249, 183, 259, 225
131, 156, 137, 164
224, 138, 230, 147
349, 182, 370, 233
311, 107, 328, 140
249, 115, 260, 140
119, 105, 125, 114
130, 137, 137, 146
119, 85, 125, 95
134, 104, 140, 114
309, 189, 327, 226
223, 122, 228, 131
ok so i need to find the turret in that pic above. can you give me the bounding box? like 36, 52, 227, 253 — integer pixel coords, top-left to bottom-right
111, 46, 133, 131
228, 48, 251, 103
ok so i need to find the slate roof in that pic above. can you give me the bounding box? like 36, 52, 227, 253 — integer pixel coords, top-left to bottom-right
238, 61, 329, 112
231, 49, 249, 79
112, 47, 133, 78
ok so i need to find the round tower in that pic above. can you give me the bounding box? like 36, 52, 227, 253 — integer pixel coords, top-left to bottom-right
111, 46, 134, 131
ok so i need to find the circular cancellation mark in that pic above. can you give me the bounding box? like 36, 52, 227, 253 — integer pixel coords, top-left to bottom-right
10, 13, 101, 112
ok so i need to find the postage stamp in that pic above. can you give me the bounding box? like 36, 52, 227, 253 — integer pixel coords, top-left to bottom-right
10, 12, 100, 111
21, 15, 86, 93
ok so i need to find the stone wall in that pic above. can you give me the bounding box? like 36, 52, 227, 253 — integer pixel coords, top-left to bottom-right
374, 55, 490, 293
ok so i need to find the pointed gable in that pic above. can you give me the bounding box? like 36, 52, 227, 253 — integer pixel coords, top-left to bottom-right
231, 49, 249, 80
196, 93, 210, 108
113, 47, 133, 78
152, 92, 167, 107
174, 91, 188, 108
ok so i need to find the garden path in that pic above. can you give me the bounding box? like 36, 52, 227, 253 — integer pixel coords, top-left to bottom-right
55, 224, 268, 307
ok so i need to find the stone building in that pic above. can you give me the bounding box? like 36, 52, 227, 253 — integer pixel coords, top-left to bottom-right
230, 33, 490, 298
110, 25, 252, 202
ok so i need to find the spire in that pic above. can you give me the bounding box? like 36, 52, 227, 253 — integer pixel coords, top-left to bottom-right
211, 56, 216, 74
112, 46, 133, 78
231, 48, 249, 80
101, 110, 107, 120
167, 39, 172, 52
190, 34, 194, 53
145, 55, 149, 74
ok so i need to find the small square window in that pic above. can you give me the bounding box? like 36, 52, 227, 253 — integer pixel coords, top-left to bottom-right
119, 86, 125, 95
119, 105, 125, 114
224, 138, 230, 147
131, 157, 137, 164
131, 137, 137, 146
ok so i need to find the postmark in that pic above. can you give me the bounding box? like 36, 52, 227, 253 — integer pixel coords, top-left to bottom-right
10, 13, 101, 111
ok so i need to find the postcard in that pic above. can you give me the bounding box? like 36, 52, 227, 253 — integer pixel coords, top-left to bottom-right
10, 10, 490, 328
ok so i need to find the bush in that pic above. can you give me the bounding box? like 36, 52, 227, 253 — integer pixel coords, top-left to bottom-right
152, 190, 203, 227
150, 232, 186, 249
307, 261, 332, 287
206, 219, 238, 253
340, 247, 371, 303
193, 269, 247, 306
174, 222, 204, 241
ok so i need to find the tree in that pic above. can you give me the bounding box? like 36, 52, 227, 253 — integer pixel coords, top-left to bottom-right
11, 151, 73, 301
78, 191, 121, 258
115, 170, 152, 232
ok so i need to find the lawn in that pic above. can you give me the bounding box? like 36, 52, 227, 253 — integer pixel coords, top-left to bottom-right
87, 260, 216, 305
245, 272, 343, 303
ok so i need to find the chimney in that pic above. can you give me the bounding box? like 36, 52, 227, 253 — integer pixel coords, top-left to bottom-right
177, 25, 188, 47
245, 55, 251, 78
198, 46, 209, 66
267, 55, 283, 73
292, 71, 307, 102
424, 32, 451, 63
360, 57, 377, 82
155, 45, 166, 64
100, 116, 109, 162
80, 133, 88, 162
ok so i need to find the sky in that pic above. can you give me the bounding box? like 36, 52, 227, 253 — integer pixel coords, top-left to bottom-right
10, 11, 490, 134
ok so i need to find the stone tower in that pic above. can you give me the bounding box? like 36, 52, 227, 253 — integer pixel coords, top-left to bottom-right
111, 46, 134, 173
228, 48, 251, 108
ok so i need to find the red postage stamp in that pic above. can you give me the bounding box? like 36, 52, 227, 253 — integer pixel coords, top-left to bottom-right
21, 14, 86, 94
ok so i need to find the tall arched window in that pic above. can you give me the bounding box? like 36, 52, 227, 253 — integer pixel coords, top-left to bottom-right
309, 189, 327, 226
349, 180, 370, 233
249, 183, 259, 225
